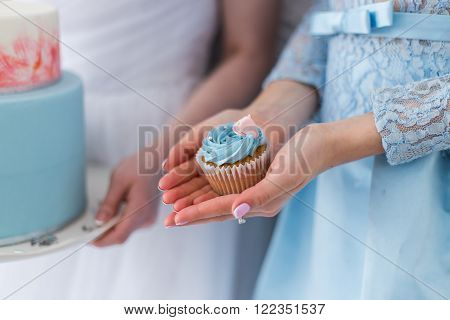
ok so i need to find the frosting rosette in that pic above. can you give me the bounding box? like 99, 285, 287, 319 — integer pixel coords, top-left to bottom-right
196, 115, 270, 195
199, 122, 266, 166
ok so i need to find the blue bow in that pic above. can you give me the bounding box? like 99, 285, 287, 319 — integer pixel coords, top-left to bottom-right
311, 1, 394, 35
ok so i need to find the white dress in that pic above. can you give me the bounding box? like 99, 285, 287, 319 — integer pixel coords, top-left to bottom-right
0, 0, 242, 299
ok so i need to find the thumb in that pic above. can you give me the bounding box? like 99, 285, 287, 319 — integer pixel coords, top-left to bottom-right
95, 173, 128, 225
165, 125, 205, 171
231, 171, 285, 219
165, 140, 197, 172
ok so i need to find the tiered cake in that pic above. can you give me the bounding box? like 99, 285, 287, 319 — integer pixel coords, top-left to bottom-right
0, 1, 86, 246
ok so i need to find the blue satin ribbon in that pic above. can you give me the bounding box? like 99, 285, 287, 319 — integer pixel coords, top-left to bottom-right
310, 0, 450, 42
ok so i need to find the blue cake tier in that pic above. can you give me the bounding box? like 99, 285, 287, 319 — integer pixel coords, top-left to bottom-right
0, 71, 86, 246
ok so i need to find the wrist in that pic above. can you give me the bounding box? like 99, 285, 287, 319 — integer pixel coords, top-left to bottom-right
302, 123, 335, 174
246, 80, 318, 127
324, 113, 384, 168
244, 105, 272, 128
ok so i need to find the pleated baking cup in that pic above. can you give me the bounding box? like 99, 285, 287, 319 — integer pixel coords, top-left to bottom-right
196, 148, 270, 195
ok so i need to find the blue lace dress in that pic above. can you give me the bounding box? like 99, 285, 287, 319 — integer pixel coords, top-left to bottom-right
255, 0, 449, 299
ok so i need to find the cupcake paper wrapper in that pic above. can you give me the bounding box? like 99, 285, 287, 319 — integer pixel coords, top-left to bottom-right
196, 148, 270, 195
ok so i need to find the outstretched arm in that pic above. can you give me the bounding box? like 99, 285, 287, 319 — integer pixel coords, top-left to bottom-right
162, 74, 450, 227
162, 96, 384, 228
174, 0, 280, 127
93, 0, 281, 246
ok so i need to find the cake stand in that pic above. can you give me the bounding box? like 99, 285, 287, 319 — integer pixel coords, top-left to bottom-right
0, 165, 121, 263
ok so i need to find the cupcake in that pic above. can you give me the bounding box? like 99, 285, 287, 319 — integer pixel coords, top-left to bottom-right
196, 115, 270, 195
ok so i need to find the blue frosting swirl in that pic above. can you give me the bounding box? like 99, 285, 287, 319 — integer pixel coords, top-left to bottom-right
199, 123, 266, 166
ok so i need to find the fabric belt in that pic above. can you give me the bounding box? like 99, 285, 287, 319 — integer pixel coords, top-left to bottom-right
310, 0, 450, 42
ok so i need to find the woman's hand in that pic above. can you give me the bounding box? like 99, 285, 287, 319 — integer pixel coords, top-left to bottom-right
162, 123, 332, 227
162, 113, 384, 227
92, 152, 161, 247
159, 80, 330, 226
161, 108, 250, 174
158, 105, 289, 211
158, 108, 248, 214
159, 80, 321, 226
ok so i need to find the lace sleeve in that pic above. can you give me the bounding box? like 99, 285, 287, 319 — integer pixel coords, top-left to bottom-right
263, 0, 328, 91
372, 75, 450, 165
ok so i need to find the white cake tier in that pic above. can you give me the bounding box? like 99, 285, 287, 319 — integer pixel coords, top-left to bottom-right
0, 1, 60, 93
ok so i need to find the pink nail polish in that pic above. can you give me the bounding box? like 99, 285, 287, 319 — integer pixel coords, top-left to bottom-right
233, 203, 251, 219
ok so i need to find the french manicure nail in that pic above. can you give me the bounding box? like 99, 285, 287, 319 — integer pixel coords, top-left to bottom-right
158, 181, 167, 191
95, 219, 105, 226
162, 159, 168, 172
175, 220, 188, 226
233, 203, 251, 219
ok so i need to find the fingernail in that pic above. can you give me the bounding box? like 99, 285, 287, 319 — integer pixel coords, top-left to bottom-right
233, 203, 251, 219
175, 220, 188, 226
95, 212, 106, 224
165, 225, 174, 229
162, 159, 168, 172
95, 219, 105, 226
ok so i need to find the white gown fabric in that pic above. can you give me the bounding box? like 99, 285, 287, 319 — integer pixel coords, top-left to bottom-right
0, 0, 242, 299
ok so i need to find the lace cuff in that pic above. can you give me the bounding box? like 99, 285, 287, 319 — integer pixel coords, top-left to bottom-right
263, 0, 328, 91
372, 75, 450, 165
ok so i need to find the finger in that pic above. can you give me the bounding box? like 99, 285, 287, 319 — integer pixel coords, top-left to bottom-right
162, 176, 208, 204
94, 187, 158, 247
192, 191, 217, 204
180, 214, 233, 226
164, 212, 178, 228
165, 126, 204, 171
173, 184, 212, 212
92, 213, 138, 247
255, 192, 293, 218
94, 203, 156, 247
167, 210, 267, 228
174, 194, 237, 226
165, 210, 233, 228
230, 174, 286, 220
95, 172, 128, 223
158, 158, 199, 190
231, 172, 307, 219
93, 224, 128, 247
